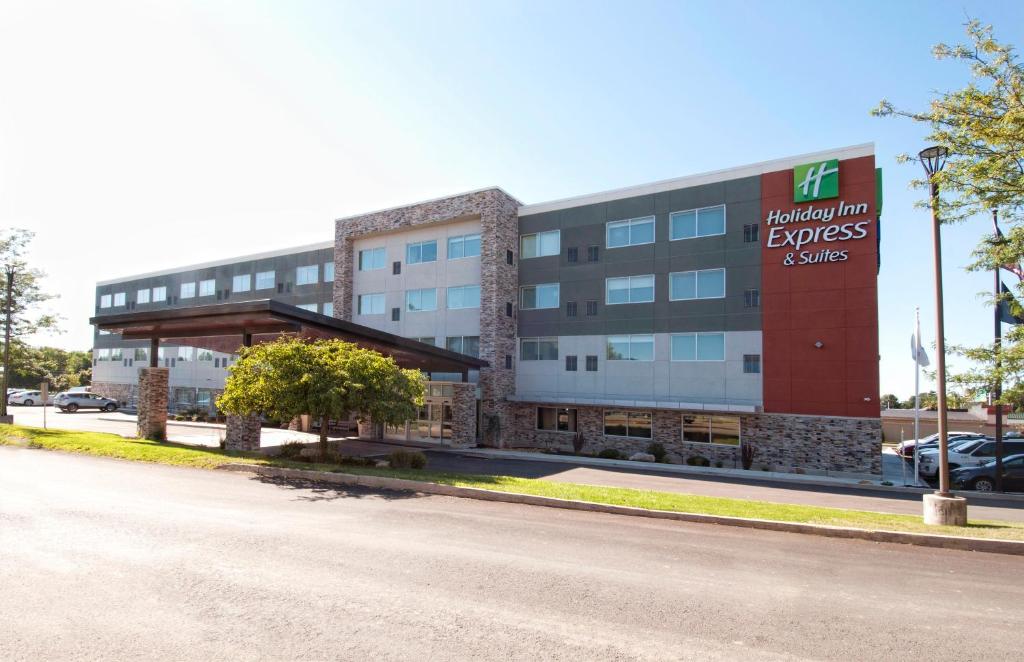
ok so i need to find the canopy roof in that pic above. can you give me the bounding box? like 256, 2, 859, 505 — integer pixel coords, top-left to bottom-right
90, 299, 488, 375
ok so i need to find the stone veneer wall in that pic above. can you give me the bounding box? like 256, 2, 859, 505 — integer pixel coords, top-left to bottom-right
136, 368, 169, 441
510, 403, 882, 475
449, 382, 477, 448
225, 414, 262, 451
334, 189, 521, 447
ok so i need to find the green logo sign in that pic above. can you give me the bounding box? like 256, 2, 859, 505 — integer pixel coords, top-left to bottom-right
794, 159, 839, 203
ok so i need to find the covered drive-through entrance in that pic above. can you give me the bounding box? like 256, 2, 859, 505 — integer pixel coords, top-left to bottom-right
90, 299, 488, 450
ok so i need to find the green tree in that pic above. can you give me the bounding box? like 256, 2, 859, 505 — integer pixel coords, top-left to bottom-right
880, 393, 901, 409
217, 337, 425, 459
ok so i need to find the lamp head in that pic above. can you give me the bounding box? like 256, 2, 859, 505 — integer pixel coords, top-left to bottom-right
918, 146, 949, 176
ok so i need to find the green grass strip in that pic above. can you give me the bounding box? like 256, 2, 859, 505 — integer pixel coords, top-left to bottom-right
3, 424, 1023, 542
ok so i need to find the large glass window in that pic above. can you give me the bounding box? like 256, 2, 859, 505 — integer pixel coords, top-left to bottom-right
604, 410, 653, 438
255, 270, 275, 290
180, 282, 196, 299
296, 265, 318, 285
669, 269, 726, 300
134, 348, 148, 362
136, 288, 150, 304
520, 283, 559, 310
406, 288, 437, 312
232, 274, 251, 293
358, 248, 386, 271
670, 205, 726, 240
520, 230, 560, 259
606, 216, 655, 248
671, 333, 725, 361
197, 349, 214, 361
152, 286, 167, 302
448, 233, 481, 259
357, 293, 385, 315
96, 348, 110, 361
113, 292, 126, 306
322, 302, 334, 317
537, 407, 577, 432
323, 261, 334, 281
606, 335, 654, 361
295, 303, 318, 312
606, 275, 655, 304
99, 294, 111, 308
406, 240, 437, 264
683, 414, 740, 446
446, 336, 480, 357
520, 337, 559, 361
198, 279, 216, 297
447, 284, 480, 309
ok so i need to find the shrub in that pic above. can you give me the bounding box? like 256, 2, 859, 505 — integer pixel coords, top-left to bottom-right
646, 442, 667, 462
277, 440, 307, 459
572, 431, 585, 455
388, 449, 428, 470
714, 460, 723, 468
597, 448, 621, 460
741, 443, 756, 470
686, 455, 710, 467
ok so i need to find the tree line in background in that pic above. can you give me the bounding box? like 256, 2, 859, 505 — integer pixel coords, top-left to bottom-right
880, 391, 980, 411
7, 342, 91, 391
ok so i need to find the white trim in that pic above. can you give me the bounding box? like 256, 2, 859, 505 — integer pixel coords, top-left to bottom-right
519, 142, 875, 216
519, 229, 560, 259
669, 268, 726, 301
606, 216, 655, 249
605, 334, 655, 362
520, 283, 560, 310
670, 332, 726, 362
605, 274, 655, 305
96, 240, 333, 286
669, 204, 727, 242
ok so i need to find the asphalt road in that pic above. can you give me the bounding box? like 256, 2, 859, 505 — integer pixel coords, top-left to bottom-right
11, 405, 1024, 522
1, 447, 1022, 661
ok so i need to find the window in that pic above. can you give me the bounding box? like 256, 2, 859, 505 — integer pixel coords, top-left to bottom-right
296, 303, 317, 312
671, 333, 725, 361
588, 245, 599, 262
565, 355, 577, 371
683, 414, 740, 446
255, 271, 275, 290
323, 261, 334, 282
296, 265, 318, 285
520, 230, 560, 259
520, 337, 558, 361
567, 247, 578, 263
232, 274, 251, 293
447, 285, 480, 309
180, 282, 196, 299
586, 300, 598, 316
393, 261, 401, 275
604, 410, 652, 438
322, 302, 334, 317
566, 301, 577, 317
359, 248, 386, 271
96, 348, 110, 361
506, 250, 514, 265
606, 216, 654, 248
606, 334, 654, 361
586, 355, 598, 371
99, 294, 111, 308
198, 279, 216, 297
743, 354, 761, 374
177, 346, 193, 361
391, 307, 400, 321
506, 302, 513, 317
413, 336, 436, 346
98, 329, 110, 335
669, 269, 726, 300
537, 407, 577, 432
197, 349, 214, 361
520, 283, 559, 310
406, 288, 437, 312
505, 354, 513, 369
446, 336, 480, 357
152, 286, 167, 303
448, 233, 481, 259
406, 240, 437, 264
606, 275, 654, 304
670, 205, 726, 240
110, 348, 122, 361
743, 223, 760, 243
134, 348, 148, 362
136, 288, 150, 304
113, 292, 126, 306
744, 289, 760, 308
358, 293, 385, 315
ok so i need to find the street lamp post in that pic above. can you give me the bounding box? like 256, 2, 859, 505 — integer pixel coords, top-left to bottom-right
919, 146, 967, 525
0, 265, 14, 423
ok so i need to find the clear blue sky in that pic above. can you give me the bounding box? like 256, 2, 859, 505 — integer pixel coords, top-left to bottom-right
3, 0, 1022, 398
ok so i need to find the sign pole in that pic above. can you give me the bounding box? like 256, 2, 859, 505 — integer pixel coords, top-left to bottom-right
913, 307, 921, 485
40, 381, 48, 430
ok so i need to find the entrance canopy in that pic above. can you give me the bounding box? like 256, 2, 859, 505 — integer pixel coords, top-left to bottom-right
90, 299, 488, 376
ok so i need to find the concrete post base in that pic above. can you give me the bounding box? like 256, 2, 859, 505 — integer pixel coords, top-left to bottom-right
923, 493, 968, 526
0, 415, 13, 424
137, 367, 169, 441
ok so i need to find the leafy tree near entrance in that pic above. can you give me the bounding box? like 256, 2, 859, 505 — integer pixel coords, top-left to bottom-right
217, 337, 425, 459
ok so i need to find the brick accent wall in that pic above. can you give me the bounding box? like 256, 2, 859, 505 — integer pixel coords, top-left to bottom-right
225, 414, 262, 451
334, 188, 521, 446
136, 368, 169, 441
510, 403, 881, 476
449, 382, 477, 448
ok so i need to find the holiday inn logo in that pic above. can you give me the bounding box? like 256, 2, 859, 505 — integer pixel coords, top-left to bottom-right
793, 159, 839, 203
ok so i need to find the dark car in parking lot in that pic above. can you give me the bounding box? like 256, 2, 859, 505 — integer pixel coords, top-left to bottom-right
951, 454, 1024, 492
54, 392, 119, 413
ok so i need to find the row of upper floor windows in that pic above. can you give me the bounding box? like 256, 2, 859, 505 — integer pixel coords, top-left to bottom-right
357, 285, 481, 315
519, 269, 745, 310
98, 263, 335, 309
518, 333, 761, 370
357, 233, 481, 272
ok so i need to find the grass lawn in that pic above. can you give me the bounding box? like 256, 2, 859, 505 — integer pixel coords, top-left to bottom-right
3, 424, 1023, 542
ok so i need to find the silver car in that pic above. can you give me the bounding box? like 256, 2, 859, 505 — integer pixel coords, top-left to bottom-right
8, 390, 52, 406
54, 392, 118, 413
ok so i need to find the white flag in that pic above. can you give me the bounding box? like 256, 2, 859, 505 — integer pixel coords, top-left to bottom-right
911, 333, 930, 367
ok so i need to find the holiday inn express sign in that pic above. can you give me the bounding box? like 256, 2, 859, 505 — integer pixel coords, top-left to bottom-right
764, 158, 873, 266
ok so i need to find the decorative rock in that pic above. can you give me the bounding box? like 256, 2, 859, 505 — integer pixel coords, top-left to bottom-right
629, 452, 656, 462
299, 447, 320, 458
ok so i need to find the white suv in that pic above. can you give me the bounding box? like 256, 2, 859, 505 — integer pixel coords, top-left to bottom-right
919, 438, 1024, 478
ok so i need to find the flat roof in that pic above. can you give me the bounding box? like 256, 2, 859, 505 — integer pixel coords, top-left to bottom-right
90, 299, 488, 374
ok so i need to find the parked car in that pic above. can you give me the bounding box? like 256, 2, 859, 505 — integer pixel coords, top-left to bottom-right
919, 439, 1024, 478
53, 392, 118, 413
7, 390, 52, 406
896, 431, 988, 459
951, 454, 1024, 492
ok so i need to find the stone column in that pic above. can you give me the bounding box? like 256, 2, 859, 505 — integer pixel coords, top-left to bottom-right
449, 382, 477, 448
137, 367, 169, 441
224, 414, 262, 452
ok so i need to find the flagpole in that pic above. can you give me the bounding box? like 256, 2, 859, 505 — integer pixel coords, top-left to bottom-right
914, 307, 921, 484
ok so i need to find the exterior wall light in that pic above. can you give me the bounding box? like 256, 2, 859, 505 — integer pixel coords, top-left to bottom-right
814, 341, 824, 348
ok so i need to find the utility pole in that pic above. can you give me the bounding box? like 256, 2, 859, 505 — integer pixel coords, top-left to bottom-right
1, 266, 14, 420
993, 209, 1005, 492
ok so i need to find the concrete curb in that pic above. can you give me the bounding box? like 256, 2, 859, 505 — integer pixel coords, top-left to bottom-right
219, 463, 1024, 557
